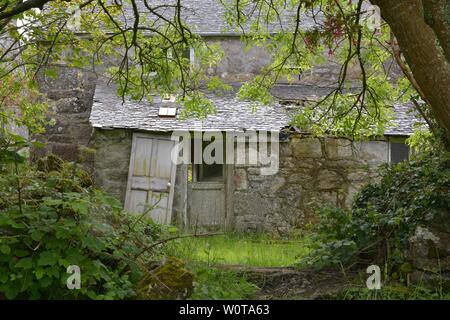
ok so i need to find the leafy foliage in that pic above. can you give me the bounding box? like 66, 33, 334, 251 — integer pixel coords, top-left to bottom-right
222, 0, 409, 138
302, 153, 450, 273
1, 0, 230, 116
0, 155, 162, 299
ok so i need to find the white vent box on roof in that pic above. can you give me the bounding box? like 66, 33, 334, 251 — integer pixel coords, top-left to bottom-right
159, 107, 177, 117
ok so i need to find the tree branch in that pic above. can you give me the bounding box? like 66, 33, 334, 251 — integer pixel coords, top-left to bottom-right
422, 0, 450, 63
0, 0, 52, 21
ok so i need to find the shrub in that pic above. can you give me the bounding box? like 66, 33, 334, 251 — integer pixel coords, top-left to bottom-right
0, 155, 161, 299
302, 153, 450, 272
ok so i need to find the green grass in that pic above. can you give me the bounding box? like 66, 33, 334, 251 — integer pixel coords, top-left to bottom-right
188, 263, 259, 300
164, 232, 311, 299
336, 284, 450, 300
167, 233, 310, 267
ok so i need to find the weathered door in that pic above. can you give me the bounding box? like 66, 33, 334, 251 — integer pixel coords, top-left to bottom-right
187, 161, 231, 230
189, 181, 225, 229
124, 133, 177, 224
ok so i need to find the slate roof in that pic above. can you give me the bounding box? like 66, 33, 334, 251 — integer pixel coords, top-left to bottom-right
384, 102, 421, 136
90, 82, 290, 132
89, 2, 420, 136
90, 82, 420, 136
270, 84, 421, 136
119, 0, 317, 35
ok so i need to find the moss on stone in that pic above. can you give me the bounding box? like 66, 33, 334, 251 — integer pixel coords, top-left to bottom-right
135, 257, 194, 300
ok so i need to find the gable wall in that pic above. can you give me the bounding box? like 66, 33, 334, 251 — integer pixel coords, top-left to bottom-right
33, 66, 97, 171
203, 36, 272, 82
203, 36, 343, 85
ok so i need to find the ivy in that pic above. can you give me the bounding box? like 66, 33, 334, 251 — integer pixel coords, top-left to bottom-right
302, 153, 450, 276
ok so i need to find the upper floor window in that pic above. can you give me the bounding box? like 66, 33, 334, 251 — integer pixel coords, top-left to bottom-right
182, 47, 195, 65
67, 5, 82, 31
389, 140, 410, 164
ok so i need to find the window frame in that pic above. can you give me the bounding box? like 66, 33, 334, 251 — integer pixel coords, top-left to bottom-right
388, 137, 410, 165
191, 134, 225, 183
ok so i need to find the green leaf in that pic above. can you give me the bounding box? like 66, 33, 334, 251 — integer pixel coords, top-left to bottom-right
39, 276, 52, 288
44, 68, 58, 79
0, 245, 11, 255
4, 285, 19, 299
0, 272, 8, 283
14, 249, 29, 258
38, 251, 58, 266
15, 257, 33, 269
58, 258, 69, 267
70, 201, 89, 215
35, 269, 45, 280
31, 230, 44, 241
168, 226, 179, 234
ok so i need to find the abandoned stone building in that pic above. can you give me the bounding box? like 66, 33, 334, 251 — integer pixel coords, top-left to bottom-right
35, 0, 418, 233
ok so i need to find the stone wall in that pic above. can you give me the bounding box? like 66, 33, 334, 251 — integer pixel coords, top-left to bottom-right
94, 129, 132, 202
204, 36, 343, 86
34, 66, 97, 170
232, 134, 389, 234
204, 37, 272, 82
92, 129, 391, 233
408, 215, 450, 292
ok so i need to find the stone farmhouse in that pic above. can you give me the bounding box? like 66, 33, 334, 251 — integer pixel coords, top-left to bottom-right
35, 0, 419, 234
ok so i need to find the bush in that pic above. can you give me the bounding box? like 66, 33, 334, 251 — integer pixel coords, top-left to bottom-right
0, 155, 161, 299
302, 153, 450, 272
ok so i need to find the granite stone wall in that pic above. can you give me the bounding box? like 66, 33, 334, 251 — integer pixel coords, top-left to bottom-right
93, 129, 132, 202
92, 129, 391, 234
204, 37, 272, 82
232, 134, 389, 234
203, 36, 343, 86
34, 66, 97, 171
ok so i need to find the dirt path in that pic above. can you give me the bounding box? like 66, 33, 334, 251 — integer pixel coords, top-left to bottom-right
217, 265, 360, 299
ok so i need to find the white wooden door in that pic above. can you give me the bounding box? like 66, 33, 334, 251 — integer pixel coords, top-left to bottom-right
124, 133, 177, 224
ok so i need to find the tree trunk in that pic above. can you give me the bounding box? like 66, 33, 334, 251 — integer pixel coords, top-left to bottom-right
371, 0, 450, 144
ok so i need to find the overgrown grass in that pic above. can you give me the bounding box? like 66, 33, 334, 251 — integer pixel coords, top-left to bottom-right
188, 263, 259, 300
336, 285, 450, 300
163, 233, 310, 299
167, 233, 310, 267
